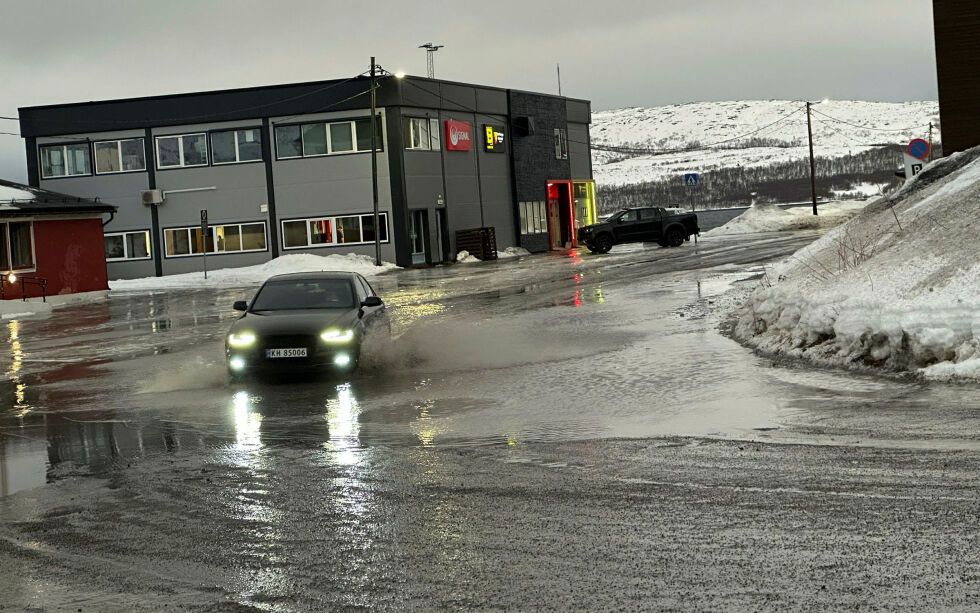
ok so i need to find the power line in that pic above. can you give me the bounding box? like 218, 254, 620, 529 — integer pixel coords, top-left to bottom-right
809, 107, 931, 133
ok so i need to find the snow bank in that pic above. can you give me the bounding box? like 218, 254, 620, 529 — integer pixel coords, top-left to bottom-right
456, 250, 480, 263
498, 246, 531, 259
731, 146, 980, 380
110, 253, 399, 291
704, 200, 866, 236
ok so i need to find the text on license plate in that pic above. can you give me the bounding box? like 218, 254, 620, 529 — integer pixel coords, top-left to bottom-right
265, 347, 308, 359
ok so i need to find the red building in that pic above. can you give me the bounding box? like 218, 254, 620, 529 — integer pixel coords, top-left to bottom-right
0, 179, 116, 303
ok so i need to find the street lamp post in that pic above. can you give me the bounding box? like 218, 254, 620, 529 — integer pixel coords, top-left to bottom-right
806, 101, 818, 216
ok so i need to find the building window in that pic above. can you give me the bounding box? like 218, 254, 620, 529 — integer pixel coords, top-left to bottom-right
94, 138, 146, 174
0, 222, 34, 270
554, 128, 568, 160
39, 143, 91, 178
519, 201, 547, 234
104, 230, 151, 261
282, 213, 388, 249
211, 129, 263, 164
274, 116, 383, 160
156, 133, 208, 169
404, 117, 440, 150
164, 222, 266, 257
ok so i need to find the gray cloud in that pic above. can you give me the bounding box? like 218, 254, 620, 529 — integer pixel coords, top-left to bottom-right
0, 0, 937, 182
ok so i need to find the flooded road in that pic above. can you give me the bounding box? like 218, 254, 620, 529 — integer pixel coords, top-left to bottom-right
3, 232, 980, 610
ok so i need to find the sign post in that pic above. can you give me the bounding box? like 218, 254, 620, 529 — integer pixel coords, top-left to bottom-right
683, 173, 699, 211
200, 209, 209, 280
903, 139, 930, 183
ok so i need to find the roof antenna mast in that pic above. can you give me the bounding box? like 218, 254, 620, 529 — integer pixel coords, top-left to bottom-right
419, 43, 444, 78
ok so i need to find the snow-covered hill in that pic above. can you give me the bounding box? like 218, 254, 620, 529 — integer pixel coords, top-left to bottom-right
591, 100, 940, 187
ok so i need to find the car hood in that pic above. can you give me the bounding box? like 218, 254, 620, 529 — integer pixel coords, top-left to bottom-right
228, 308, 360, 337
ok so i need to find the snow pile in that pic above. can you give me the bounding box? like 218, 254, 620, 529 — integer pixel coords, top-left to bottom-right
498, 246, 531, 259
110, 253, 398, 291
456, 250, 480, 263
705, 200, 867, 236
731, 147, 980, 380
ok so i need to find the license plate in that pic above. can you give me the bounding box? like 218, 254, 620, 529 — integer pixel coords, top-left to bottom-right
265, 347, 308, 359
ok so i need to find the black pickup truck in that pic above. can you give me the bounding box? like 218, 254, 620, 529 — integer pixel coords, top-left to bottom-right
578, 207, 700, 254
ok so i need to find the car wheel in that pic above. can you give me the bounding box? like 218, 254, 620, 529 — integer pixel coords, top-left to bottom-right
666, 227, 685, 247
593, 234, 613, 254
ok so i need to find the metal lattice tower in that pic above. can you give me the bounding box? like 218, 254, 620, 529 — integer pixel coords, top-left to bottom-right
419, 43, 444, 78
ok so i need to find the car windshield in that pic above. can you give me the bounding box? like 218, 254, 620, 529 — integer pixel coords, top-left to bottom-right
250, 278, 355, 311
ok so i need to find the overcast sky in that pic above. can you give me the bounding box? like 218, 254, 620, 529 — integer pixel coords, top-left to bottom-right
0, 0, 937, 183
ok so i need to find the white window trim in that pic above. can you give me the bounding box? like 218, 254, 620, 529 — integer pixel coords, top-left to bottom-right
281, 213, 389, 250
210, 129, 263, 165
104, 230, 152, 261
405, 117, 435, 151
94, 138, 146, 175
0, 220, 37, 273
39, 143, 92, 179
275, 118, 379, 160
163, 222, 267, 258
155, 133, 208, 169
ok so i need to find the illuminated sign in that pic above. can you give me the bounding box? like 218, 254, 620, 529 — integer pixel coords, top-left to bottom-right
484, 124, 506, 152
444, 120, 472, 151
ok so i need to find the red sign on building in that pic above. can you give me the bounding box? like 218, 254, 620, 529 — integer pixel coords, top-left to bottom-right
444, 120, 472, 151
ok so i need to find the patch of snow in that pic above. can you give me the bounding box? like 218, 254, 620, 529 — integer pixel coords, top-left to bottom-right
703, 200, 867, 236
730, 146, 980, 381
110, 253, 399, 292
830, 182, 888, 199
0, 185, 35, 202
456, 250, 480, 263
498, 246, 531, 259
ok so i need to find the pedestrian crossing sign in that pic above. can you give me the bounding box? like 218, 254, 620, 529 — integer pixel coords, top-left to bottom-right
684, 173, 699, 186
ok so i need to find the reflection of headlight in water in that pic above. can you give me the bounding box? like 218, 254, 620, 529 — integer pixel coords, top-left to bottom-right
334, 353, 351, 366
229, 356, 246, 370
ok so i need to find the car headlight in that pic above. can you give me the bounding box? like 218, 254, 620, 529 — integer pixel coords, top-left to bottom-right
320, 329, 354, 343
227, 332, 257, 347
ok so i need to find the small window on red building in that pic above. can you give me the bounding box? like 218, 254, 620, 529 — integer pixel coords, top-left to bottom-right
0, 222, 34, 270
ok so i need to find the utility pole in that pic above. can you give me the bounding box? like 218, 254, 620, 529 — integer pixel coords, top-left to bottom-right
370, 57, 381, 266
928, 122, 934, 162
419, 43, 444, 78
806, 101, 818, 216
557, 63, 562, 96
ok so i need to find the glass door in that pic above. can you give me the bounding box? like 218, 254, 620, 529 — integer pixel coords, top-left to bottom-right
410, 210, 427, 265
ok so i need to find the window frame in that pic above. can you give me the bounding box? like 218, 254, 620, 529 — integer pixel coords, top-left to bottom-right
273, 115, 384, 161
280, 212, 390, 250
209, 127, 264, 165
404, 117, 441, 151
554, 128, 568, 160
93, 137, 146, 175
155, 132, 209, 170
38, 142, 93, 179
104, 229, 152, 261
0, 221, 36, 272
162, 221, 268, 258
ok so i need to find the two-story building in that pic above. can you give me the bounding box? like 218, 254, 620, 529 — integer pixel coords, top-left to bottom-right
18, 75, 596, 278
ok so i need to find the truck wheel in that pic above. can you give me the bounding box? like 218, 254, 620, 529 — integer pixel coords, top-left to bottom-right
593, 234, 613, 254
665, 227, 685, 247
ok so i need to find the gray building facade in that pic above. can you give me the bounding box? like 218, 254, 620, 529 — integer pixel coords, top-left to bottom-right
19, 76, 594, 278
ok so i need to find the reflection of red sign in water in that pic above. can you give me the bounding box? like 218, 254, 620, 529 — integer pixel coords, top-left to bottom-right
444, 120, 472, 151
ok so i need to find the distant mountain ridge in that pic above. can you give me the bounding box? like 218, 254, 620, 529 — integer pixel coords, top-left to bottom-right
589, 100, 940, 210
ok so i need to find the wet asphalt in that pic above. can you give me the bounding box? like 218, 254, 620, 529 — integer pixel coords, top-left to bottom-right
2, 233, 980, 611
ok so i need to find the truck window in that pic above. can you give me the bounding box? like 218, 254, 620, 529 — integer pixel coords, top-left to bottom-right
639, 208, 662, 220
620, 210, 638, 222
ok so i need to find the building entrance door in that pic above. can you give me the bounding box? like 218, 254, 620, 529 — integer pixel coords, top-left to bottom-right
409, 210, 428, 265
546, 181, 574, 249
435, 208, 449, 263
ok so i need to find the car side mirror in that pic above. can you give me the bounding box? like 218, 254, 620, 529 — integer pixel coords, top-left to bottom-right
361, 296, 383, 308
233, 300, 248, 311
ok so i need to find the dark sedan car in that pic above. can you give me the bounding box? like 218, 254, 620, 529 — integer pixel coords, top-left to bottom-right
225, 271, 388, 378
